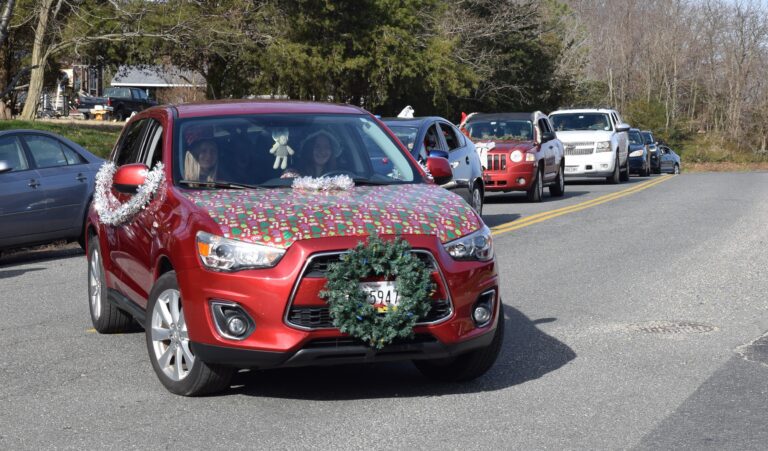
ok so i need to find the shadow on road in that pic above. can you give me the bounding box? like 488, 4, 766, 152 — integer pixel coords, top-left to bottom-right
229, 304, 576, 399
482, 213, 521, 227
485, 190, 589, 205
0, 244, 84, 268
0, 267, 46, 279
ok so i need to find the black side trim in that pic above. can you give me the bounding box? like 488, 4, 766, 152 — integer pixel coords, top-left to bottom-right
107, 288, 146, 325
189, 328, 496, 369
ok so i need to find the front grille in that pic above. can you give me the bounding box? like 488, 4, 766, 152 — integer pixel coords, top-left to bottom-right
564, 144, 594, 156
305, 252, 435, 277
487, 153, 506, 171
288, 299, 451, 329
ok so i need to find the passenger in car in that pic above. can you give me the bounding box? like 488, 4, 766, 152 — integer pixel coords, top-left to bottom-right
281, 130, 343, 178
184, 138, 219, 182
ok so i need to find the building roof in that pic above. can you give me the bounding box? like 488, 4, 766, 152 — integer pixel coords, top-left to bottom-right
111, 65, 206, 88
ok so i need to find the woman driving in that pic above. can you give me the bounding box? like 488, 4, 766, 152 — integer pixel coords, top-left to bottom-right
282, 130, 343, 178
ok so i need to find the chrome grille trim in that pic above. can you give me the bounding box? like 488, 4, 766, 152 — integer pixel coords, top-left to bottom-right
564, 147, 594, 156
284, 249, 454, 331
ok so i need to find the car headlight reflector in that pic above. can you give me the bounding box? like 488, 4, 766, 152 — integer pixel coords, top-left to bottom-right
629, 149, 644, 157
510, 150, 523, 163
595, 141, 611, 152
196, 231, 285, 271
444, 226, 493, 261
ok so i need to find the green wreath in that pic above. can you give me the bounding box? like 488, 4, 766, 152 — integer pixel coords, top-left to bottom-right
319, 234, 435, 349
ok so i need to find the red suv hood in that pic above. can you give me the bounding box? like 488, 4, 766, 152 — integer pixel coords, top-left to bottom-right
182, 184, 481, 249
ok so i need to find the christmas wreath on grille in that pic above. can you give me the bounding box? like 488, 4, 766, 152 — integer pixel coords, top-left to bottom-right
319, 234, 435, 349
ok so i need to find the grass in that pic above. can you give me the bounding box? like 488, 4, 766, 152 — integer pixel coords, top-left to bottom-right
0, 119, 122, 158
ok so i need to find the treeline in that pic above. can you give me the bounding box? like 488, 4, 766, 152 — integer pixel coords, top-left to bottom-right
1, 0, 766, 159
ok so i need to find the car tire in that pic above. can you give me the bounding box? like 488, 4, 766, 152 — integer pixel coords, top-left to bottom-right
673, 164, 680, 174
145, 271, 234, 396
620, 155, 630, 182
88, 236, 134, 334
549, 163, 565, 197
607, 156, 620, 184
470, 183, 483, 216
526, 167, 543, 202
413, 312, 504, 382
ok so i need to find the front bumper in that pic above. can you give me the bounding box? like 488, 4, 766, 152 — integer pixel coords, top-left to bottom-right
176, 235, 499, 367
484, 161, 536, 191
629, 156, 646, 172
563, 152, 616, 177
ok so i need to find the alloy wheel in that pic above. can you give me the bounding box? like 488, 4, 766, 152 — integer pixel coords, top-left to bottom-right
89, 248, 102, 319
150, 288, 194, 382
472, 187, 483, 215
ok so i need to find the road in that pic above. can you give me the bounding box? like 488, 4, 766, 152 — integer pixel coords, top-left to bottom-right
1, 172, 767, 449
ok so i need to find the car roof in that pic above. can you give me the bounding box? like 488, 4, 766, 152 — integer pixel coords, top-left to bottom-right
629, 128, 641, 133
380, 117, 449, 126
171, 100, 367, 119
550, 109, 616, 115
0, 129, 101, 162
465, 112, 536, 122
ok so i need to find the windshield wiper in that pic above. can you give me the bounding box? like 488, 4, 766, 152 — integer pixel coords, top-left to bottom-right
178, 180, 261, 190
352, 177, 405, 186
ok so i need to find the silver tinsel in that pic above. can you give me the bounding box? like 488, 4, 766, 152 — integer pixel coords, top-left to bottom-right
94, 161, 166, 226
291, 175, 354, 191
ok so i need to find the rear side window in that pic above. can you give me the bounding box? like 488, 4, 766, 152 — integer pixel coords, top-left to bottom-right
0, 136, 29, 171
114, 119, 147, 165
24, 135, 68, 168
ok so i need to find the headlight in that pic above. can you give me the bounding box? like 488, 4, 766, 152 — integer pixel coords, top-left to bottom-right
510, 150, 523, 163
444, 226, 493, 261
629, 149, 644, 157
595, 141, 611, 152
196, 231, 285, 271
525, 153, 535, 162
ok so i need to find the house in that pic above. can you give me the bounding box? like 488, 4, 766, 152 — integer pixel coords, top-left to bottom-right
110, 65, 207, 104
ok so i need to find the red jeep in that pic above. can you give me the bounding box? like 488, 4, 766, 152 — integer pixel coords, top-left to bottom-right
86, 101, 503, 395
461, 112, 566, 202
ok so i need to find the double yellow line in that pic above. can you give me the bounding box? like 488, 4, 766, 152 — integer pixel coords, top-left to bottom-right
491, 175, 675, 236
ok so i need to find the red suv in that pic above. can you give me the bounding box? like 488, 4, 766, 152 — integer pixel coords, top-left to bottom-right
86, 101, 502, 395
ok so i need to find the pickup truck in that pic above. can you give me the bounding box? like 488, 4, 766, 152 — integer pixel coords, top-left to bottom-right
74, 87, 157, 120
548, 108, 631, 184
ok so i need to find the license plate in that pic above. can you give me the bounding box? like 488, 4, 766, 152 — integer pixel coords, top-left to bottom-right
565, 166, 578, 173
360, 281, 400, 312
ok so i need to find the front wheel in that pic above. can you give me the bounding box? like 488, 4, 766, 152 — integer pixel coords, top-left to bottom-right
549, 164, 565, 197
146, 271, 234, 396
607, 156, 620, 184
525, 168, 543, 202
673, 164, 680, 174
414, 313, 504, 382
470, 184, 483, 216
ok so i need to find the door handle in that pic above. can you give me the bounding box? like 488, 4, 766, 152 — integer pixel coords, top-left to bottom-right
465, 156, 470, 164
450, 161, 460, 168
28, 179, 40, 188
76, 173, 87, 182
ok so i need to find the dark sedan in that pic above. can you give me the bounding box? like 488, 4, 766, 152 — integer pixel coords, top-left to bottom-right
628, 128, 651, 176
658, 145, 681, 174
382, 117, 485, 215
0, 130, 103, 252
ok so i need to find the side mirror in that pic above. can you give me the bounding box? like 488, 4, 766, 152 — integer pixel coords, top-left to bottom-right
615, 124, 630, 133
113, 163, 148, 194
541, 131, 557, 143
0, 160, 11, 174
426, 156, 453, 185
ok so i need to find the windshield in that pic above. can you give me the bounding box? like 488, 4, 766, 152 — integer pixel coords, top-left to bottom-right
629, 131, 644, 145
387, 125, 419, 153
174, 114, 418, 188
550, 113, 613, 132
466, 120, 533, 141
641, 132, 654, 144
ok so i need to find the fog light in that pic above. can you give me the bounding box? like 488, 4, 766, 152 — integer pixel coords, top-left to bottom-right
473, 305, 491, 324
601, 164, 609, 169
226, 316, 247, 336
211, 301, 255, 341
517, 177, 526, 185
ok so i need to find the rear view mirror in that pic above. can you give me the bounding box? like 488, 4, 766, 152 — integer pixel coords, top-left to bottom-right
0, 160, 11, 174
541, 131, 557, 143
113, 163, 149, 194
426, 156, 453, 185
616, 124, 630, 133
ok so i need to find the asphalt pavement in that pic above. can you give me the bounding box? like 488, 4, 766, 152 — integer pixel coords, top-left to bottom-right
1, 172, 767, 449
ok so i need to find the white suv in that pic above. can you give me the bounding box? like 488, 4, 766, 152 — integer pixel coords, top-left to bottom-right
548, 108, 631, 183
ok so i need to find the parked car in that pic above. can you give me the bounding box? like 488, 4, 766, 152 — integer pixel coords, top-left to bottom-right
459, 112, 565, 202
549, 108, 631, 184
628, 128, 651, 176
0, 130, 103, 252
381, 116, 485, 214
641, 130, 661, 174
86, 101, 503, 396
658, 145, 681, 174
75, 87, 157, 120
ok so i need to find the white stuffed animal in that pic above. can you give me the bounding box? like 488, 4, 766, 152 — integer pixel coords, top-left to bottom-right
270, 129, 295, 170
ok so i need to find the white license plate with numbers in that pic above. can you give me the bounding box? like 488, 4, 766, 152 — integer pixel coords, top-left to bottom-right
360, 281, 400, 310
565, 166, 579, 173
